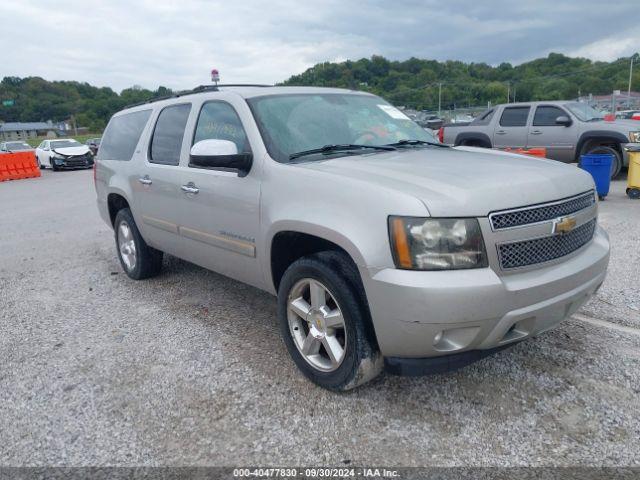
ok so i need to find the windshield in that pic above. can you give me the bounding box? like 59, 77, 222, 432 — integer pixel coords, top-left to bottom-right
51, 140, 82, 149
6, 142, 30, 150
564, 102, 604, 122
247, 93, 436, 163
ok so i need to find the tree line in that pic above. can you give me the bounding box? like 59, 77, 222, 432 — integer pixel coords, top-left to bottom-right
0, 77, 173, 132
0, 52, 637, 130
282, 52, 639, 111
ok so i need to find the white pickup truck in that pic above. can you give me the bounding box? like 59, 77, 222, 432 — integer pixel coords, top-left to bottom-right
441, 100, 640, 178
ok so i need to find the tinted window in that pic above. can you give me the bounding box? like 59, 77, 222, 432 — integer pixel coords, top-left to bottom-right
193, 102, 250, 153
150, 104, 191, 165
98, 110, 151, 161
499, 107, 530, 127
533, 106, 565, 126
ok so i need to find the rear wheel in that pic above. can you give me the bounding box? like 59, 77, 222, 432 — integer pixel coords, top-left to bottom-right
277, 251, 382, 391
114, 208, 163, 280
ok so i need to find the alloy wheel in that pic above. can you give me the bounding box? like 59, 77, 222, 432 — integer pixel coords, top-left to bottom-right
287, 278, 347, 372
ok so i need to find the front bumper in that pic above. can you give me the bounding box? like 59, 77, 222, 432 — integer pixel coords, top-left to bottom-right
362, 225, 609, 361
53, 157, 94, 169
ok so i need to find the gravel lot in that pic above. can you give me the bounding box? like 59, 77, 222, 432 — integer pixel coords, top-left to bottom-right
0, 169, 639, 467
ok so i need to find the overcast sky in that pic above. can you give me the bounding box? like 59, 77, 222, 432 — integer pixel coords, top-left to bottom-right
2, 0, 638, 92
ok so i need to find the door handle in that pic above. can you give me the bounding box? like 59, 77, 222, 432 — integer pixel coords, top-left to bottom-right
530, 130, 542, 135
181, 182, 199, 194
138, 175, 152, 185
495, 130, 507, 135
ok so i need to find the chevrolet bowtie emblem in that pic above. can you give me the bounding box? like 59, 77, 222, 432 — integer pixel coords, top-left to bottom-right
553, 216, 577, 235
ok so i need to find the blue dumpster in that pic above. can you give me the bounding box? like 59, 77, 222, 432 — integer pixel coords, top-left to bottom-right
580, 154, 613, 200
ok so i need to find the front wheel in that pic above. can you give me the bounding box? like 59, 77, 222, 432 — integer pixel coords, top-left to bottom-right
114, 208, 163, 280
277, 251, 382, 391
50, 157, 59, 172
582, 145, 622, 179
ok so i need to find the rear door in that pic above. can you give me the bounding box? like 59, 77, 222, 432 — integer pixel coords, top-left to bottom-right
136, 103, 192, 256
176, 97, 263, 288
492, 106, 531, 149
526, 105, 578, 162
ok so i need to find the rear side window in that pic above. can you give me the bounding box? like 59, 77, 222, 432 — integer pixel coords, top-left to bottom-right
98, 109, 151, 161
471, 109, 494, 125
150, 103, 191, 165
499, 107, 530, 127
533, 106, 565, 126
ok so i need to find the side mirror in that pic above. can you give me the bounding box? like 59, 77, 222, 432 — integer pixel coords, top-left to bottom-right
555, 115, 572, 127
189, 139, 252, 176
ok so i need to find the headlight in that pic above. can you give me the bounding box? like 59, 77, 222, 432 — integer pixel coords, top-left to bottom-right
389, 217, 487, 270
629, 131, 640, 143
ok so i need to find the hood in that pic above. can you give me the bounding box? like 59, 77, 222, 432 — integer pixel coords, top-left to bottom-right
53, 146, 90, 156
590, 119, 639, 133
295, 146, 595, 217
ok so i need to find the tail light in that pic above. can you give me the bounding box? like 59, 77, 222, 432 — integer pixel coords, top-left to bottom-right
437, 127, 444, 143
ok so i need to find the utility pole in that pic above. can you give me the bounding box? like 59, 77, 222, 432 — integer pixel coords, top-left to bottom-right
506, 82, 510, 103
629, 55, 636, 108
438, 82, 442, 117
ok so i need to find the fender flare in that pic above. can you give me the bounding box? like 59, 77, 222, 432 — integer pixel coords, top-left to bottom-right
576, 130, 628, 160
263, 220, 368, 293
453, 131, 493, 148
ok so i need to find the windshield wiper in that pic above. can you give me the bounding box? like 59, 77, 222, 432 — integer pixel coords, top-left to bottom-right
385, 139, 448, 148
289, 144, 396, 161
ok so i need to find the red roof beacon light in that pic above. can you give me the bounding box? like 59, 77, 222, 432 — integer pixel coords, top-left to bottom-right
211, 69, 220, 85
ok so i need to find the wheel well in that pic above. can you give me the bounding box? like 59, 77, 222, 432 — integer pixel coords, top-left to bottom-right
107, 193, 130, 226
270, 231, 352, 291
460, 138, 491, 148
578, 138, 622, 161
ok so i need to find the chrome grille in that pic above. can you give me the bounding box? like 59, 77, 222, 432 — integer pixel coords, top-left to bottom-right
490, 192, 595, 230
498, 219, 596, 269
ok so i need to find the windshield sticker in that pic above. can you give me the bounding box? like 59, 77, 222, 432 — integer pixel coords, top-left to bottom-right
377, 104, 410, 120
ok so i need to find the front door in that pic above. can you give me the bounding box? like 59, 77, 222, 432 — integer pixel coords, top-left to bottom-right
177, 99, 262, 288
526, 105, 578, 162
492, 106, 531, 150
136, 103, 192, 256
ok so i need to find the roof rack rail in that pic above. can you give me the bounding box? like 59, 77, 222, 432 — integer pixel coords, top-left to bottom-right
124, 84, 273, 109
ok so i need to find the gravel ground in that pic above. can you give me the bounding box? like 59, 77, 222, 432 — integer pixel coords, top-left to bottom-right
0, 169, 639, 467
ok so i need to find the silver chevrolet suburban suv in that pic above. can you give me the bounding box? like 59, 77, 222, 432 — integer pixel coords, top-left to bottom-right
95, 86, 610, 390
441, 100, 640, 178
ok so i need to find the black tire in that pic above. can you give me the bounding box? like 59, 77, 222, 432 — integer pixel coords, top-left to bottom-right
277, 250, 382, 391
628, 188, 640, 199
113, 208, 163, 280
36, 157, 42, 169
582, 145, 622, 179
50, 157, 59, 172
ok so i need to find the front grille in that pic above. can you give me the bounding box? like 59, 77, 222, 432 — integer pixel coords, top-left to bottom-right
498, 219, 596, 269
490, 191, 595, 230
64, 156, 89, 167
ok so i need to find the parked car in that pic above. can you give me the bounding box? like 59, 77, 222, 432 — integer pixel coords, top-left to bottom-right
95, 86, 610, 390
616, 110, 640, 121
0, 141, 33, 153
441, 101, 640, 178
35, 138, 94, 170
85, 137, 101, 155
